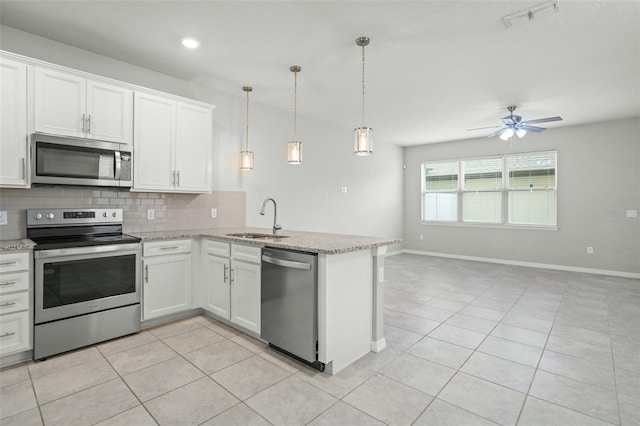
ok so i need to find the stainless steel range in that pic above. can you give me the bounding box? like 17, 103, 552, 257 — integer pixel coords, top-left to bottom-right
27, 208, 141, 359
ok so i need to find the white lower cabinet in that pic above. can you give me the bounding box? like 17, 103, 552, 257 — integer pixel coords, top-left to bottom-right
142, 240, 192, 321
0, 252, 32, 358
202, 240, 261, 334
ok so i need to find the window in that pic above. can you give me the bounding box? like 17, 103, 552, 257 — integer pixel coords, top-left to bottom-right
421, 151, 557, 227
507, 151, 557, 226
422, 161, 458, 221
462, 157, 503, 223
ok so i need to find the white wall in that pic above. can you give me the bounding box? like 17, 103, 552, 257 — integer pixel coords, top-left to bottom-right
403, 118, 640, 275
0, 25, 404, 241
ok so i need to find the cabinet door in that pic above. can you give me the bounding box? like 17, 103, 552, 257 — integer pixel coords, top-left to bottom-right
143, 254, 191, 320
133, 92, 176, 191
0, 58, 28, 187
204, 254, 230, 319
231, 260, 261, 334
87, 80, 133, 145
34, 68, 85, 137
175, 102, 212, 192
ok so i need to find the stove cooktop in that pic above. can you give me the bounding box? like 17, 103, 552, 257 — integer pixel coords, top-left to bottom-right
30, 233, 141, 250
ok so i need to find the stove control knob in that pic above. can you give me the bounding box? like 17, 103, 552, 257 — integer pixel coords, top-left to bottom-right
46, 213, 55, 220
103, 212, 108, 218
33, 213, 42, 220
112, 212, 117, 218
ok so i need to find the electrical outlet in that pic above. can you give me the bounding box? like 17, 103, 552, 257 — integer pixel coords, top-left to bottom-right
587, 246, 594, 254
210, 208, 218, 219
419, 234, 424, 240
147, 209, 155, 221
0, 211, 7, 226
627, 210, 638, 218
341, 186, 348, 194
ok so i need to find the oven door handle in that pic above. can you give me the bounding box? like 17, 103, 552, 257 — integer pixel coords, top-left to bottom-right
34, 243, 141, 259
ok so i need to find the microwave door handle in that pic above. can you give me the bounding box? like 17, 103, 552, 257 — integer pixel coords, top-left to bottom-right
114, 151, 122, 180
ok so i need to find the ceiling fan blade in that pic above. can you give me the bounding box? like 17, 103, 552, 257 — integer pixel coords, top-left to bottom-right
522, 116, 563, 125
519, 124, 546, 132
487, 128, 504, 138
501, 118, 516, 125
466, 125, 502, 131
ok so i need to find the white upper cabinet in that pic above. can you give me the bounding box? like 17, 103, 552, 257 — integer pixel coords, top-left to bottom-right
133, 92, 176, 191
176, 102, 213, 192
86, 80, 133, 144
0, 57, 29, 187
35, 67, 133, 145
133, 92, 212, 193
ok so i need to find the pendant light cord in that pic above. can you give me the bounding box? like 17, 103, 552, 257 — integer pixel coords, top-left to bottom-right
293, 69, 298, 141
245, 89, 250, 151
361, 43, 366, 126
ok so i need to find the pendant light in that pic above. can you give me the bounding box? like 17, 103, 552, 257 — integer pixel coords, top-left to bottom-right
240, 86, 254, 170
287, 65, 303, 164
354, 36, 373, 156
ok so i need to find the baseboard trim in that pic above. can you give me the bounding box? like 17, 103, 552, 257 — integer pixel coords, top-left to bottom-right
402, 249, 640, 279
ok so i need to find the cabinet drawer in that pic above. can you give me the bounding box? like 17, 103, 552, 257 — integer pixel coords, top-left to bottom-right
231, 244, 262, 264
143, 239, 191, 256
0, 252, 30, 273
0, 292, 29, 315
0, 311, 30, 355
0, 271, 29, 294
206, 240, 230, 258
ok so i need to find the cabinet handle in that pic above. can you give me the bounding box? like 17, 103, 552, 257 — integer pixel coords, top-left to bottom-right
21, 158, 26, 180
81, 113, 86, 133
172, 170, 176, 186
177, 171, 180, 187
0, 302, 17, 307
0, 262, 17, 266
0, 282, 17, 287
87, 114, 92, 134
230, 268, 235, 284
160, 246, 179, 251
0, 332, 16, 338
223, 264, 228, 283
145, 264, 149, 283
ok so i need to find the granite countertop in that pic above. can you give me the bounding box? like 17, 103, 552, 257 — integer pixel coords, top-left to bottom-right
0, 239, 36, 252
132, 227, 401, 255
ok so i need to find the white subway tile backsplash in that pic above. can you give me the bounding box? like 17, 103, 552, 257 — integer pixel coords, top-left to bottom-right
0, 188, 245, 239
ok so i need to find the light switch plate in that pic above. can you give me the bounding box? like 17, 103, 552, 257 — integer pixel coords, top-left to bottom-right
147, 209, 155, 220
627, 210, 638, 218
0, 211, 7, 225
211, 208, 218, 219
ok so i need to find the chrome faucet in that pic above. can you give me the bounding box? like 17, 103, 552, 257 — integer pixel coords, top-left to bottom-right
260, 198, 282, 235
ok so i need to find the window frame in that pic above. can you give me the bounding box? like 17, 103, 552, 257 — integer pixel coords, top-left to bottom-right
420, 150, 557, 229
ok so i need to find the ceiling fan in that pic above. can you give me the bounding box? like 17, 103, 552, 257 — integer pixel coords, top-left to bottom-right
467, 106, 563, 141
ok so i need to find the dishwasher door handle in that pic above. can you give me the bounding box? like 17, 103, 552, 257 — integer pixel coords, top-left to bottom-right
262, 255, 311, 270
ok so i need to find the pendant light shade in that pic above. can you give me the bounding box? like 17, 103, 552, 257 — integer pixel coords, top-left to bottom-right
354, 36, 373, 156
287, 65, 303, 164
240, 86, 254, 170
354, 127, 373, 156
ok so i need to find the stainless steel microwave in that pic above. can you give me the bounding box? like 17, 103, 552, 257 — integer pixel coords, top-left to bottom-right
31, 133, 132, 187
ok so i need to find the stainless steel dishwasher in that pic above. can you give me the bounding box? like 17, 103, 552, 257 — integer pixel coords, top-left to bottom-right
261, 247, 324, 371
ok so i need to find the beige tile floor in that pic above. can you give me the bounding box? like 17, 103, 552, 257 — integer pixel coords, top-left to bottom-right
0, 254, 638, 425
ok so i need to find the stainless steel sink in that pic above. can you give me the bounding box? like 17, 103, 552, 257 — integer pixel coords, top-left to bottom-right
225, 233, 289, 240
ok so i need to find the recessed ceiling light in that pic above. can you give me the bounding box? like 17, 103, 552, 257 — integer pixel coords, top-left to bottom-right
181, 37, 200, 49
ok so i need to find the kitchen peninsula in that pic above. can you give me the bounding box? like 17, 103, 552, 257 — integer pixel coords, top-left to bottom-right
136, 227, 400, 374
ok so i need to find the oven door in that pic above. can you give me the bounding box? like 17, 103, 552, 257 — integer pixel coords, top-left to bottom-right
34, 243, 140, 324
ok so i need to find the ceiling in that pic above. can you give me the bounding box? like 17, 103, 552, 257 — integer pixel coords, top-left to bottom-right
1, 0, 638, 146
